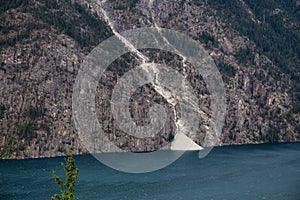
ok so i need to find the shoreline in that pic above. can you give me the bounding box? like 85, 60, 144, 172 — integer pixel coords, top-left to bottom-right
1, 141, 299, 160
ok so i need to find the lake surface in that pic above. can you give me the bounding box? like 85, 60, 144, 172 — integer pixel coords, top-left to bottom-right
0, 143, 299, 200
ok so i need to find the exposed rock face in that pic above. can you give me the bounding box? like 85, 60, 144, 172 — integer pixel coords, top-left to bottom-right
0, 0, 299, 158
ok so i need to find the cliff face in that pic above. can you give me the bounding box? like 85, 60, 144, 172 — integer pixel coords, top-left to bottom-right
0, 0, 299, 158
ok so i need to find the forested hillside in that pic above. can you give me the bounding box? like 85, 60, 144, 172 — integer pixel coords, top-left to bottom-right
0, 0, 299, 158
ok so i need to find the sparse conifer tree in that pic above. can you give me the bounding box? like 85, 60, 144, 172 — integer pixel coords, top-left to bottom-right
51, 146, 79, 200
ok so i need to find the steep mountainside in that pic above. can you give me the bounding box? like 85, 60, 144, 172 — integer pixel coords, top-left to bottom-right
0, 0, 299, 158
0, 0, 112, 158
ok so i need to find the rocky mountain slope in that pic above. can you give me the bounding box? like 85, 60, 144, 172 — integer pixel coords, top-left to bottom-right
0, 0, 299, 158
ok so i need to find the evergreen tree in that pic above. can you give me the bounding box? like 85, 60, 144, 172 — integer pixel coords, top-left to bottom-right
52, 146, 79, 200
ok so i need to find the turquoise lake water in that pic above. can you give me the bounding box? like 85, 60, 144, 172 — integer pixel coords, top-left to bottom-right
0, 143, 299, 200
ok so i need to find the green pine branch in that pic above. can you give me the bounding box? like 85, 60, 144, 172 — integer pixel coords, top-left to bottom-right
51, 146, 79, 200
